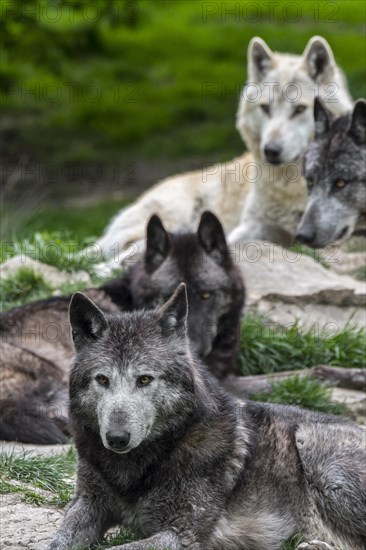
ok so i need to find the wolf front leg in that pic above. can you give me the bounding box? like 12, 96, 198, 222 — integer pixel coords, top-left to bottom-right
46, 495, 113, 550
106, 530, 184, 550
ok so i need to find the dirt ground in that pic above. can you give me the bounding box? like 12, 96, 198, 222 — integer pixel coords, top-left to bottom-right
0, 443, 71, 549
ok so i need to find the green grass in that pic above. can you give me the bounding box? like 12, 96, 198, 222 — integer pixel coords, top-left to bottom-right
1, 232, 101, 271
1, 0, 364, 173
0, 230, 122, 311
239, 315, 366, 375
1, 198, 132, 242
0, 267, 54, 311
0, 447, 76, 506
253, 374, 347, 416
0, 265, 94, 311
355, 265, 366, 280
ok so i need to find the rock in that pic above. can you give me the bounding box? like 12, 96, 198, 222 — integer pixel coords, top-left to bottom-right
322, 248, 366, 276
234, 242, 366, 329
0, 255, 91, 287
0, 493, 63, 550
330, 387, 366, 424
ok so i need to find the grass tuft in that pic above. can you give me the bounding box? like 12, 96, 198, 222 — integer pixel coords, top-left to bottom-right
252, 375, 347, 416
0, 447, 77, 507
0, 232, 101, 273
239, 315, 366, 375
0, 267, 53, 311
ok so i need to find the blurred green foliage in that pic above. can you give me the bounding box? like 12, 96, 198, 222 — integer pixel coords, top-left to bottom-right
1, 0, 365, 165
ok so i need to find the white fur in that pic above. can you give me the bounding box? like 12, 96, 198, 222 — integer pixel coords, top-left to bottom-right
98, 37, 352, 260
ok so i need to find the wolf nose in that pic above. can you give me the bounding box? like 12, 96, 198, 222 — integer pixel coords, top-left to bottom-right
296, 229, 316, 246
106, 430, 131, 450
264, 142, 282, 164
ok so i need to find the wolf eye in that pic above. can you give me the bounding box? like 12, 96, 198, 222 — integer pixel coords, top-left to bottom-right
307, 177, 315, 188
96, 374, 110, 387
260, 104, 270, 115
334, 179, 347, 189
137, 375, 154, 387
201, 291, 212, 300
294, 105, 307, 116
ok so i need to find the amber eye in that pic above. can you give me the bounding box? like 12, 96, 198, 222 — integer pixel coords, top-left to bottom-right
96, 374, 109, 387
335, 179, 346, 189
260, 104, 270, 115
294, 105, 307, 115
201, 292, 212, 300
307, 178, 314, 188
137, 375, 153, 387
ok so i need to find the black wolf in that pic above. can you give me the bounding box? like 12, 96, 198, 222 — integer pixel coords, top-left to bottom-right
0, 212, 244, 443
47, 285, 366, 550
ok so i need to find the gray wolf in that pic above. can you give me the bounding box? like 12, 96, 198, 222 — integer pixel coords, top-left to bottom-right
96, 36, 352, 260
0, 212, 244, 443
47, 285, 366, 550
296, 97, 366, 248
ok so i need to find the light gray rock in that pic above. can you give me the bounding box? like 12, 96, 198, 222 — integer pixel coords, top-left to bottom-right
0, 494, 63, 549
235, 242, 366, 329
330, 387, 366, 424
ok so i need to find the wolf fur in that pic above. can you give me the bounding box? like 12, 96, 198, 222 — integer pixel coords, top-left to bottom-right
47, 285, 366, 550
297, 97, 366, 248
96, 36, 352, 260
0, 213, 244, 444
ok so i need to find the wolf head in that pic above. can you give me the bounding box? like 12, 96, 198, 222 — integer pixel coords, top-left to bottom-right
128, 212, 244, 359
296, 98, 366, 248
69, 285, 212, 454
237, 36, 352, 165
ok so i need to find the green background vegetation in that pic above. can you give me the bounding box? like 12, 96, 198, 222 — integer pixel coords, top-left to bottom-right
1, 0, 365, 238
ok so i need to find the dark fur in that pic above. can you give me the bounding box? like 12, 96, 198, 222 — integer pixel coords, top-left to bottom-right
47, 288, 366, 550
0, 212, 244, 444
297, 98, 366, 247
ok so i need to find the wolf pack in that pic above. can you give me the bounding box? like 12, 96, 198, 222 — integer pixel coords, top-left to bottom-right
1, 37, 365, 550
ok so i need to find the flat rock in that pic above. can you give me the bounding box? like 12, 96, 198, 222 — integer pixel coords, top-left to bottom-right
0, 255, 91, 287
330, 387, 366, 424
236, 242, 366, 329
0, 494, 63, 549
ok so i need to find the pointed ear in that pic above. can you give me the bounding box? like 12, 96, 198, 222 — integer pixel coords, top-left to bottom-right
198, 211, 229, 266
348, 99, 366, 145
157, 283, 188, 339
248, 37, 274, 82
69, 292, 108, 351
145, 215, 171, 272
303, 36, 335, 81
314, 97, 332, 136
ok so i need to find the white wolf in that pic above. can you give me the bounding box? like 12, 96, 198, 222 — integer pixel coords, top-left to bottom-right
97, 36, 352, 261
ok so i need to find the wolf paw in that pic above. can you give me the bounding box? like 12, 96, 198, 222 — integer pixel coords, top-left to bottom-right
297, 542, 334, 550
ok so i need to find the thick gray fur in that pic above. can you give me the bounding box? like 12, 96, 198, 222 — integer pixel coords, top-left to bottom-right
47, 286, 366, 550
297, 98, 366, 248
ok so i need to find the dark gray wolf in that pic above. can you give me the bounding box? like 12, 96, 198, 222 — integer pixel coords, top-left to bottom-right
0, 212, 244, 443
47, 285, 366, 550
296, 98, 366, 248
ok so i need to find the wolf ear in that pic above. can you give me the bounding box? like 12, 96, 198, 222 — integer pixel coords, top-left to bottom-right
198, 211, 229, 266
314, 97, 332, 136
348, 99, 366, 145
248, 37, 274, 82
157, 283, 188, 339
145, 214, 171, 272
303, 36, 335, 81
69, 292, 108, 351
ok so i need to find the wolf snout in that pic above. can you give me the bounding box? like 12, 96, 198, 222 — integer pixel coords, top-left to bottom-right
296, 227, 316, 247
106, 430, 131, 452
264, 141, 282, 164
